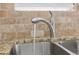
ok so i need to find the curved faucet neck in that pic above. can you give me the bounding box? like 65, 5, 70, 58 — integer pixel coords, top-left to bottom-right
32, 18, 55, 41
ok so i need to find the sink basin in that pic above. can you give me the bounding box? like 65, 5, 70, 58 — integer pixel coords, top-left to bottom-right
10, 42, 74, 55
10, 41, 77, 55
10, 42, 51, 55
58, 39, 79, 55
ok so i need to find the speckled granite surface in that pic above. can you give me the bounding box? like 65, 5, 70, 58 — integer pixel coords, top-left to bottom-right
0, 43, 11, 55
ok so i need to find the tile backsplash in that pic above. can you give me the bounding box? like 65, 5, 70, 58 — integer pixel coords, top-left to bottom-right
0, 3, 79, 43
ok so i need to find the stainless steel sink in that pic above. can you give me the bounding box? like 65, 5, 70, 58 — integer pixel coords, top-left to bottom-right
10, 39, 79, 55
10, 42, 51, 55
10, 40, 78, 55
58, 39, 79, 55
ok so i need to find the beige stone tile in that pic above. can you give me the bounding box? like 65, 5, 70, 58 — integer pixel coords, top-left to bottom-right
0, 24, 33, 32
37, 11, 50, 20
2, 31, 32, 41
0, 4, 1, 10
13, 24, 26, 32
0, 11, 7, 17
1, 3, 14, 11
0, 11, 15, 17
44, 30, 50, 38
15, 17, 32, 24
0, 25, 16, 32
14, 11, 24, 17
24, 24, 33, 30
0, 17, 15, 24
2, 32, 16, 41
13, 24, 33, 32
36, 23, 49, 30
0, 33, 2, 41
31, 30, 44, 38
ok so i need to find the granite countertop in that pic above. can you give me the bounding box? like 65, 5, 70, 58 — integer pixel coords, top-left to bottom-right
0, 43, 11, 55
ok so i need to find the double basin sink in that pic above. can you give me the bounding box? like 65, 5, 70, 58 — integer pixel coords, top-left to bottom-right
10, 39, 79, 55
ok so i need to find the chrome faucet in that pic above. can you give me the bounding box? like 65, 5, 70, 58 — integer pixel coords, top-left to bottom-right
49, 11, 56, 38
32, 17, 55, 42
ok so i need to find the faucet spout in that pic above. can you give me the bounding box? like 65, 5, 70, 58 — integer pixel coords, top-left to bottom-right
32, 17, 55, 42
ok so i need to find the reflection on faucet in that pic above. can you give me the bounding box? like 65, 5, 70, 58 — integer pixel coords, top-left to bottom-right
32, 17, 55, 42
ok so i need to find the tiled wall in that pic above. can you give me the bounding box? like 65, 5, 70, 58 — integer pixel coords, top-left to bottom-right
0, 3, 79, 43
54, 11, 79, 37
0, 3, 51, 44
0, 3, 79, 54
